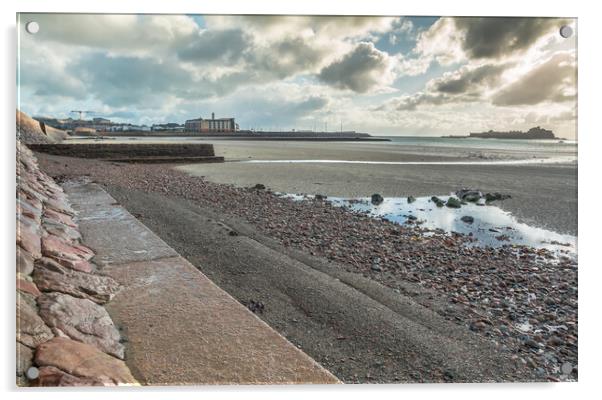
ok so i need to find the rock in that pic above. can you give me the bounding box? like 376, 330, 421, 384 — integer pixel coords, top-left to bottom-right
42, 209, 77, 228
456, 189, 482, 202
246, 300, 265, 314
371, 264, 382, 272
407, 196, 416, 204
16, 342, 33, 386
371, 194, 384, 205
460, 216, 474, 224
17, 278, 41, 298
252, 183, 266, 190
16, 292, 54, 348
41, 235, 94, 273
33, 366, 105, 387
431, 196, 445, 207
17, 198, 42, 220
42, 220, 81, 243
34, 337, 138, 386
446, 197, 462, 208
314, 194, 327, 201
16, 220, 41, 259
17, 246, 34, 275
37, 293, 125, 359
33, 257, 120, 304
485, 192, 511, 202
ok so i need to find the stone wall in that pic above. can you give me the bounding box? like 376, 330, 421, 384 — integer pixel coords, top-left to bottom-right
16, 141, 138, 387
28, 143, 217, 159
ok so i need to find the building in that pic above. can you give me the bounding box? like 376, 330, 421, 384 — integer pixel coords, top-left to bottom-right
185, 112, 238, 133
151, 123, 185, 132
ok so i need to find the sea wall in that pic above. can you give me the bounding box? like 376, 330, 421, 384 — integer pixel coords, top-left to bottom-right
27, 143, 217, 159
16, 141, 137, 386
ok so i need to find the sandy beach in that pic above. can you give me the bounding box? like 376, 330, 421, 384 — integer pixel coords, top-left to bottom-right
176, 139, 577, 235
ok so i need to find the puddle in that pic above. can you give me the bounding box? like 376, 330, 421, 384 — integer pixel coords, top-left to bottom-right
280, 193, 577, 258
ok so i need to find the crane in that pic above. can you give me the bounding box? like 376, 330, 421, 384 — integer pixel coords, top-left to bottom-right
70, 110, 96, 120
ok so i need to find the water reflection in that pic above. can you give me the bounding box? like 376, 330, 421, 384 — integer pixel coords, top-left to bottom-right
282, 193, 577, 257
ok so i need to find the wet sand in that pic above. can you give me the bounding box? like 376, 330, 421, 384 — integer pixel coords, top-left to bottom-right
176, 140, 577, 235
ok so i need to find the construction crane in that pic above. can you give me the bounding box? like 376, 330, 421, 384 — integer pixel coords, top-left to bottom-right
70, 110, 96, 120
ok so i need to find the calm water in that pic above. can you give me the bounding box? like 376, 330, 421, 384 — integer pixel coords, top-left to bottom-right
377, 136, 578, 155
282, 193, 577, 258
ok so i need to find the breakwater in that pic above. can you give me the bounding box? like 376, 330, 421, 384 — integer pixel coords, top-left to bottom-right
27, 143, 224, 163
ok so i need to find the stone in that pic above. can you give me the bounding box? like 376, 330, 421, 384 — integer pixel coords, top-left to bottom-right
16, 291, 54, 348
17, 198, 42, 220
460, 215, 475, 224
252, 183, 266, 190
34, 338, 137, 386
16, 342, 33, 386
17, 246, 34, 275
485, 192, 512, 202
33, 366, 105, 387
446, 197, 462, 208
42, 219, 82, 243
456, 189, 482, 202
17, 278, 41, 298
43, 208, 77, 227
371, 193, 384, 205
37, 292, 125, 359
431, 196, 445, 207
33, 257, 120, 304
41, 235, 94, 273
44, 197, 75, 216
17, 220, 41, 259
314, 194, 327, 201
407, 196, 416, 204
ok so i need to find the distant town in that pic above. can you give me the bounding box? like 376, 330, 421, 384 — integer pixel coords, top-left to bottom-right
35, 112, 239, 134
33, 112, 375, 139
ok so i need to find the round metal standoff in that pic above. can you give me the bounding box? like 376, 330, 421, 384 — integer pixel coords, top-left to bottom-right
559, 25, 573, 39
25, 21, 40, 34
26, 366, 39, 380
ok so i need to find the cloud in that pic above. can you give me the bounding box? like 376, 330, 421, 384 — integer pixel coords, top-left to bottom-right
415, 17, 570, 65
492, 52, 576, 106
455, 17, 566, 59
23, 14, 198, 56
431, 63, 509, 95
318, 42, 397, 93
177, 29, 250, 64
383, 63, 509, 110
70, 53, 193, 108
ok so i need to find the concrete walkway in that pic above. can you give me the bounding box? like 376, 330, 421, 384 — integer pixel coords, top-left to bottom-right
62, 180, 339, 385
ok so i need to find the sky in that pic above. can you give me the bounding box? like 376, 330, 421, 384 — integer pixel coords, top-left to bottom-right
17, 14, 577, 138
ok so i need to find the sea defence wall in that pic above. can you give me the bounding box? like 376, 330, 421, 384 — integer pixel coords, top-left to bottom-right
16, 142, 137, 386
27, 143, 224, 163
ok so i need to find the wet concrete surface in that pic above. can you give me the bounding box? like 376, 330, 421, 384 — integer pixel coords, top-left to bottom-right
64, 181, 339, 385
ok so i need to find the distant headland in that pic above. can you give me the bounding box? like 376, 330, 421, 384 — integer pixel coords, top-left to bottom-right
444, 126, 559, 140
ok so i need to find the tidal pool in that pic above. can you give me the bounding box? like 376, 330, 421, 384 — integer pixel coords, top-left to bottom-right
281, 193, 577, 257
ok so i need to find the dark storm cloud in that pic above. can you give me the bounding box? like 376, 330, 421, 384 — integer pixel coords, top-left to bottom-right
454, 17, 566, 59
387, 63, 509, 111
432, 63, 508, 94
492, 52, 576, 106
318, 42, 393, 93
177, 29, 250, 64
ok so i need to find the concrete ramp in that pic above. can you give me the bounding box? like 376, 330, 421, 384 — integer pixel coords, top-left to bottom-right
62, 180, 339, 385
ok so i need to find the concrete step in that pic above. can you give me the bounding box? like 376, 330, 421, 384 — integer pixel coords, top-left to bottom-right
62, 180, 339, 385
